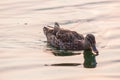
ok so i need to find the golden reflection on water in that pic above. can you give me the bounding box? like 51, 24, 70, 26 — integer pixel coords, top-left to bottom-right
0, 0, 120, 80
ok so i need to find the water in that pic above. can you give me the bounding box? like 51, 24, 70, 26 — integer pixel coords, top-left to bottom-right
0, 0, 120, 80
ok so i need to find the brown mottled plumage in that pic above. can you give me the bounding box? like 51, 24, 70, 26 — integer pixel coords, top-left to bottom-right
43, 22, 84, 50
43, 22, 98, 53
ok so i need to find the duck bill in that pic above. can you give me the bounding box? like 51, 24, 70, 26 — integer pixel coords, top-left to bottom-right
91, 44, 99, 54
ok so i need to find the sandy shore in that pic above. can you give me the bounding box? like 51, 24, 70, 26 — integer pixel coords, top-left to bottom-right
0, 0, 120, 80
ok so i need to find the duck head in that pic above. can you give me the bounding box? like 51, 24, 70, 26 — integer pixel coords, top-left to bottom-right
84, 34, 99, 54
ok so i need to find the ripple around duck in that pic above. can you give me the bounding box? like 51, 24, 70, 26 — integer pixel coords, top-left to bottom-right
46, 63, 81, 66
44, 44, 82, 57
0, 62, 81, 73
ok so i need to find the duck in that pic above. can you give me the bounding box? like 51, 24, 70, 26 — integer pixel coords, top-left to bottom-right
43, 22, 99, 55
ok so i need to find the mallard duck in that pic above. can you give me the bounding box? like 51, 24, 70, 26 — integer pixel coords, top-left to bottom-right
43, 22, 99, 55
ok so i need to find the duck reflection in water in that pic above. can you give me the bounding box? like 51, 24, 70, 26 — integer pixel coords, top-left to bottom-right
46, 45, 81, 56
83, 49, 97, 68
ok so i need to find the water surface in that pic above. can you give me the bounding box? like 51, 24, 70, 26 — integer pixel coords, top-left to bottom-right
0, 0, 120, 80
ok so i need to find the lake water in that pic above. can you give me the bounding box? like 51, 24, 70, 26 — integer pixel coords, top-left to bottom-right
0, 0, 120, 80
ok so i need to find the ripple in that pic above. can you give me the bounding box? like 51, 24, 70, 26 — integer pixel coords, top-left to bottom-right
104, 75, 120, 78
0, 64, 44, 72
0, 63, 81, 73
100, 59, 120, 66
34, 1, 114, 11
48, 63, 81, 66
44, 44, 82, 56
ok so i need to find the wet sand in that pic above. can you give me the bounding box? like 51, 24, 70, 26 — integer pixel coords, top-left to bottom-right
0, 0, 120, 80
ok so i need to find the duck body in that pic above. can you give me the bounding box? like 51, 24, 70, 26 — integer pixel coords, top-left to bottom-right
43, 23, 84, 50
43, 22, 99, 54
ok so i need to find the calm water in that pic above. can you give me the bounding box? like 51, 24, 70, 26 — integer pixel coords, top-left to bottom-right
0, 0, 120, 80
